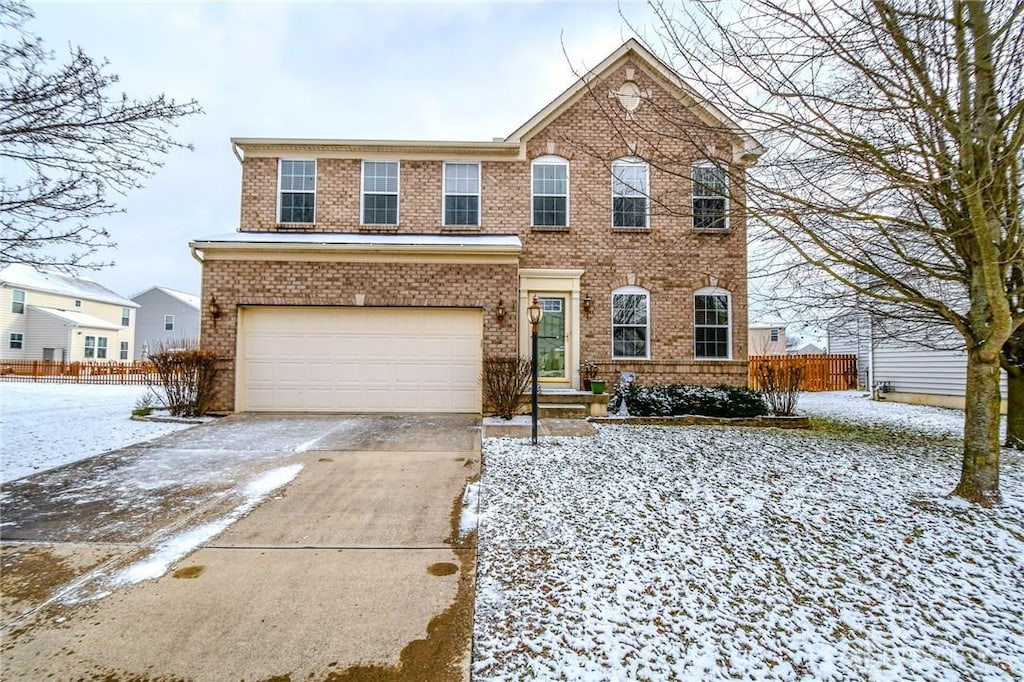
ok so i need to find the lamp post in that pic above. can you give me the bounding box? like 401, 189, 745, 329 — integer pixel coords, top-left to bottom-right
527, 296, 544, 445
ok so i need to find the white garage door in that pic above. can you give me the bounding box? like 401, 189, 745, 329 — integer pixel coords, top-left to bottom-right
238, 307, 482, 413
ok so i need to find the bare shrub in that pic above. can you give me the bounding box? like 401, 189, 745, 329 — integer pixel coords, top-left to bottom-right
147, 341, 218, 417
756, 364, 803, 416
482, 356, 532, 420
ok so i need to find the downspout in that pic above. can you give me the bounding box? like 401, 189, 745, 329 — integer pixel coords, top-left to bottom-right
867, 314, 876, 399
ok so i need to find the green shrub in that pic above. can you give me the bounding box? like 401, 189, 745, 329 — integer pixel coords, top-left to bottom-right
609, 382, 769, 418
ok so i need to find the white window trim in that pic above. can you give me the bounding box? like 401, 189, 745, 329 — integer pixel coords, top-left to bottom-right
11, 289, 25, 314
9, 332, 23, 349
611, 285, 651, 360
360, 160, 400, 226
692, 160, 730, 231
165, 314, 175, 331
694, 286, 732, 360
277, 158, 317, 224
96, 336, 108, 359
121, 307, 131, 326
611, 157, 650, 229
442, 161, 481, 227
84, 335, 96, 359
120, 341, 129, 360
531, 155, 570, 228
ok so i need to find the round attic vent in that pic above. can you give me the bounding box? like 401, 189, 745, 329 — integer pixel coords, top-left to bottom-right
615, 81, 642, 113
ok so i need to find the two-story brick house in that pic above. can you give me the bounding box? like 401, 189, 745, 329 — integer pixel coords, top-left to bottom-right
191, 39, 763, 413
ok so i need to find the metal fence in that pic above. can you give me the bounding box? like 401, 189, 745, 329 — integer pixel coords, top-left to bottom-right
0, 360, 158, 385
748, 354, 858, 392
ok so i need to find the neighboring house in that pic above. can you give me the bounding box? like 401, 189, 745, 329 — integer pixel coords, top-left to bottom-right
749, 324, 787, 355
827, 312, 1007, 409
789, 343, 825, 355
0, 264, 138, 363
132, 286, 200, 359
190, 39, 763, 414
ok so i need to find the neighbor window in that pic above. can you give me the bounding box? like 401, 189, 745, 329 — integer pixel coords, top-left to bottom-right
443, 162, 480, 226
120, 341, 129, 360
279, 159, 316, 223
612, 159, 649, 228
165, 315, 174, 331
770, 328, 780, 342
532, 157, 568, 227
84, 335, 96, 358
121, 307, 131, 326
96, 337, 108, 359
9, 332, 23, 349
362, 161, 399, 225
612, 286, 650, 359
74, 300, 82, 308
695, 288, 731, 359
692, 162, 728, 230
11, 289, 24, 314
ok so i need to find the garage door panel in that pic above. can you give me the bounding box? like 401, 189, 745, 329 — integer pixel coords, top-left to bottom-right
239, 307, 482, 413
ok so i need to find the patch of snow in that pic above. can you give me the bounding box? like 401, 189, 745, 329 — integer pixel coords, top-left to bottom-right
459, 481, 481, 539
1, 383, 194, 483
483, 415, 533, 426
798, 390, 975, 439
0, 263, 136, 307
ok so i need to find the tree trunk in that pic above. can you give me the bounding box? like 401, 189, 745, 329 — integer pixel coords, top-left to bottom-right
1006, 367, 1024, 450
953, 348, 1003, 506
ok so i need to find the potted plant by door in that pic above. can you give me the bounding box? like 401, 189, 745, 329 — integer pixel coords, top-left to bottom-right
590, 378, 607, 394
579, 360, 600, 391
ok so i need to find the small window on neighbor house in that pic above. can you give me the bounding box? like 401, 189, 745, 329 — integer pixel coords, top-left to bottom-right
770, 328, 780, 342
96, 337, 108, 359
362, 161, 399, 225
692, 162, 728, 230
443, 162, 480, 226
612, 286, 650, 359
612, 159, 649, 228
695, 288, 731, 359
120, 341, 129, 360
279, 159, 316, 223
165, 315, 174, 331
74, 300, 82, 308
121, 307, 131, 326
11, 289, 25, 314
84, 335, 96, 358
9, 333, 23, 349
532, 157, 568, 227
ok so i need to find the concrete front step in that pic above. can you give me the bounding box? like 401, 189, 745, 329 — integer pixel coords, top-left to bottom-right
528, 389, 610, 417
538, 403, 588, 419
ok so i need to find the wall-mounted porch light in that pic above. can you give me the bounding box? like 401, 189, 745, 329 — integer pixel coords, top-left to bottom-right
495, 300, 507, 324
582, 294, 593, 315
209, 295, 222, 328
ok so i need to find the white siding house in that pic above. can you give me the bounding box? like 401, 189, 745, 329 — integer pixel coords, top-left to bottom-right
132, 286, 200, 359
0, 264, 138, 363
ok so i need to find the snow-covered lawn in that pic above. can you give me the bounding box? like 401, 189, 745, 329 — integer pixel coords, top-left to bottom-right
475, 396, 1024, 681
0, 382, 193, 483
798, 390, 972, 439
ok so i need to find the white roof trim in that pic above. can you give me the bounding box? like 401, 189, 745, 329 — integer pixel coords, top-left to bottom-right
29, 306, 122, 330
190, 232, 523, 254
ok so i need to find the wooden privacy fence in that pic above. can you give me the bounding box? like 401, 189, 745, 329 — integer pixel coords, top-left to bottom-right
0, 360, 157, 385
749, 354, 858, 392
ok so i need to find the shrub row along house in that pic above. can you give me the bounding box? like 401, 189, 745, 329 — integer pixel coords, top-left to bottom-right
0, 264, 198, 364
190, 39, 763, 414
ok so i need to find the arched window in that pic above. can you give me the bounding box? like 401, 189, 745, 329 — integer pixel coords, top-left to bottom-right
694, 287, 731, 358
611, 158, 649, 228
692, 161, 728, 230
612, 286, 650, 359
531, 155, 569, 227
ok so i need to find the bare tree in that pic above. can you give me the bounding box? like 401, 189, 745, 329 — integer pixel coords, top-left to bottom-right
0, 0, 201, 270
566, 0, 1021, 504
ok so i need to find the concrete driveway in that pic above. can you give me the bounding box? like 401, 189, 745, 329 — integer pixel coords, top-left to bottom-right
1, 413, 480, 681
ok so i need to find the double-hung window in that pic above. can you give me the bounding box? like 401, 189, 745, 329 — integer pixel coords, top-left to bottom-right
121, 307, 131, 326
443, 162, 480, 226
692, 162, 728, 230
11, 290, 25, 314
612, 286, 650, 359
96, 337, 108, 359
532, 157, 568, 227
165, 315, 174, 331
694, 288, 731, 358
84, 336, 96, 358
362, 161, 399, 225
279, 159, 316, 223
612, 159, 649, 228
120, 341, 129, 360
9, 332, 23, 349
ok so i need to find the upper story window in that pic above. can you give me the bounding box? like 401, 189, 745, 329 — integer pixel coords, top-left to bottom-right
612, 159, 649, 228
692, 162, 728, 230
121, 307, 131, 326
362, 161, 399, 225
11, 289, 24, 314
443, 162, 480, 226
74, 299, 82, 308
165, 315, 175, 331
532, 156, 568, 227
279, 159, 316, 224
612, 286, 650, 359
695, 287, 731, 359
770, 328, 780, 342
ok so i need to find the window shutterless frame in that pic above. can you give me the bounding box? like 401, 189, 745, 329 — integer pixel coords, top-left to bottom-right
611, 159, 650, 228
9, 332, 23, 349
442, 162, 481, 227
165, 315, 174, 331
611, 286, 651, 360
277, 159, 317, 224
692, 161, 729, 230
361, 160, 400, 226
694, 287, 732, 359
121, 307, 131, 326
11, 289, 25, 314
531, 156, 569, 227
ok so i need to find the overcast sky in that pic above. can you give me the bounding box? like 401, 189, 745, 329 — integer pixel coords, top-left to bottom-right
25, 0, 656, 299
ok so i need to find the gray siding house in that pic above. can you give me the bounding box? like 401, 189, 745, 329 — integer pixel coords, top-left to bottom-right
132, 286, 200, 359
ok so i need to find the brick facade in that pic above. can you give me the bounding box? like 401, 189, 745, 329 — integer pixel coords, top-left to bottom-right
201, 42, 756, 412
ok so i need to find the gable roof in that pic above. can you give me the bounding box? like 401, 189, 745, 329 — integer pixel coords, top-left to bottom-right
134, 286, 200, 310
29, 305, 122, 330
506, 38, 764, 165
0, 264, 138, 308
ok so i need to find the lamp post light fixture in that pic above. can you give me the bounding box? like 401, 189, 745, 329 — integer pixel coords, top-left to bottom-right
527, 295, 544, 445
